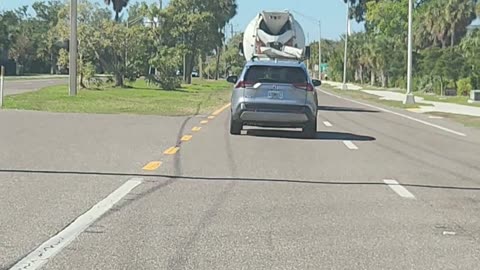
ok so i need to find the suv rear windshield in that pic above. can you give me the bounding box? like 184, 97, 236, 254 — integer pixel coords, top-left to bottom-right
245, 66, 307, 84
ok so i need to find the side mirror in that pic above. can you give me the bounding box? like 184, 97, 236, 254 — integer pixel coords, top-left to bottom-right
227, 75, 238, 84
304, 46, 311, 59
312, 79, 322, 87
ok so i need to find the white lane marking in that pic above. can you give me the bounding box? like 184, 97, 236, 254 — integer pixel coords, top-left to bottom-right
428, 116, 444, 119
10, 178, 143, 270
383, 179, 415, 199
343, 140, 358, 150
319, 89, 466, 137
323, 121, 333, 127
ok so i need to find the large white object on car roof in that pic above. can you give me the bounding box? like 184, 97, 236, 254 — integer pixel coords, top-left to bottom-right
243, 10, 306, 61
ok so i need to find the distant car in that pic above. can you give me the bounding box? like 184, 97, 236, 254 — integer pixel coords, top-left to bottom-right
191, 71, 199, 77
227, 60, 321, 138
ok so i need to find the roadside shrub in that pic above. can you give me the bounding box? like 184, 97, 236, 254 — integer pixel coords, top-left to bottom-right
396, 77, 407, 90
145, 74, 181, 90
149, 47, 182, 90
457, 78, 473, 96
446, 80, 456, 89
83, 62, 96, 82
414, 76, 432, 93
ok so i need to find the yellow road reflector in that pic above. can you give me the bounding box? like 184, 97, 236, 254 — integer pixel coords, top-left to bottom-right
212, 103, 231, 116
181, 135, 192, 142
142, 161, 162, 171
163, 147, 179, 155
406, 108, 421, 112
192, 127, 202, 132
208, 116, 215, 119
200, 120, 208, 124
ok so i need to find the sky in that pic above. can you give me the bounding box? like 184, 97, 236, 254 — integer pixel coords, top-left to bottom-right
0, 0, 364, 40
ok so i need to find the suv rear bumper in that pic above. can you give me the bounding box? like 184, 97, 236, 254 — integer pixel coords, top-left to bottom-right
233, 103, 316, 127
240, 111, 308, 123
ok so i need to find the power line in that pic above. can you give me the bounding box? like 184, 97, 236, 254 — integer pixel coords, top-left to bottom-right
290, 9, 319, 25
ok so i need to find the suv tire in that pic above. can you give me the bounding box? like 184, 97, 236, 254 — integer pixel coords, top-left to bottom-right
230, 116, 242, 135
303, 118, 317, 139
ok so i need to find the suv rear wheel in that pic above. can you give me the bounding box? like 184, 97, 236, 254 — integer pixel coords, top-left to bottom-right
303, 118, 317, 139
230, 116, 242, 135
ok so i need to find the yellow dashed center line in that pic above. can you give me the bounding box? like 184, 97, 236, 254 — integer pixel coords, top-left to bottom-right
158, 103, 231, 159
181, 135, 193, 142
212, 103, 231, 116
142, 161, 162, 171
164, 146, 179, 155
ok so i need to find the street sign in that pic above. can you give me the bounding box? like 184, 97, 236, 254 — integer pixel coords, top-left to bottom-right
315, 64, 328, 73
320, 63, 328, 72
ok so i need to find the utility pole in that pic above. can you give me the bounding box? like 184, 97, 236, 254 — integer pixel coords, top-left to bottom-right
306, 33, 310, 76
223, 24, 227, 77
0, 66, 4, 108
69, 0, 78, 96
126, 17, 129, 73
319, 20, 322, 80
404, 0, 416, 104
342, 1, 349, 90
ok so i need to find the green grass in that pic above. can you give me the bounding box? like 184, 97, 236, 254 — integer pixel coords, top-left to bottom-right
4, 78, 232, 116
321, 83, 430, 109
426, 112, 480, 128
416, 93, 480, 107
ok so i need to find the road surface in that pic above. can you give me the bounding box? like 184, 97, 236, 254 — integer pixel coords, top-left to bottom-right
1, 88, 480, 269
3, 78, 67, 96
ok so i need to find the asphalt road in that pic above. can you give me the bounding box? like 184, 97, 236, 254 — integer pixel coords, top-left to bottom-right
3, 78, 67, 96
1, 88, 480, 270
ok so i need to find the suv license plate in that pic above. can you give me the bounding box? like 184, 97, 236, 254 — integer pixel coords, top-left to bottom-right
268, 90, 283, 99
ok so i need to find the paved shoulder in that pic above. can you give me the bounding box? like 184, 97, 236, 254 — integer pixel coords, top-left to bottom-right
4, 78, 67, 96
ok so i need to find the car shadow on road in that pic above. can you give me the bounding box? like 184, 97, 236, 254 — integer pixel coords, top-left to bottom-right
245, 129, 376, 141
317, 105, 380, 113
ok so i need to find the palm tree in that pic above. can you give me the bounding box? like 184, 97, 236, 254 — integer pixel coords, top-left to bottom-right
357, 34, 371, 85
347, 33, 368, 84
419, 0, 475, 48
461, 29, 480, 87
446, 0, 475, 46
211, 0, 237, 80
414, 3, 436, 48
104, 0, 129, 22
432, 1, 450, 48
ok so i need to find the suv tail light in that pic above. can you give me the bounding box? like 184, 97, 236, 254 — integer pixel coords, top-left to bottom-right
294, 83, 314, 91
235, 81, 254, 88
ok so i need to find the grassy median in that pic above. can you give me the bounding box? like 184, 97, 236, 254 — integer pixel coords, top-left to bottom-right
320, 83, 429, 109
4, 78, 232, 116
416, 93, 480, 107
426, 112, 480, 128
321, 83, 480, 129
